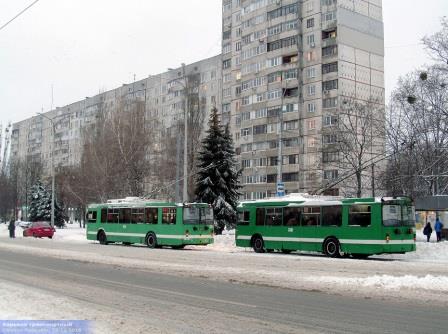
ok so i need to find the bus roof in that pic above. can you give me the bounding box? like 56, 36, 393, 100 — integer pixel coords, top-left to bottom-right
87, 199, 211, 209
238, 194, 413, 207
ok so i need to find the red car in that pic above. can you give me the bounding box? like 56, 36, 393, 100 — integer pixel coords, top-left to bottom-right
23, 222, 55, 239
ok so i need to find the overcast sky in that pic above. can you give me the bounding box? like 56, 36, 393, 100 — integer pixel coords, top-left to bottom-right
0, 0, 447, 131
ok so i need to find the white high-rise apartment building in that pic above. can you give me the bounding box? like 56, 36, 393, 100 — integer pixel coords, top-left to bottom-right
222, 0, 384, 199
9, 56, 222, 185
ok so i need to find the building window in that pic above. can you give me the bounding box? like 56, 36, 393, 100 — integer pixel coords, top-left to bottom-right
223, 43, 232, 54
308, 120, 316, 130
283, 69, 298, 80
323, 115, 338, 126
322, 45, 338, 57
323, 97, 338, 108
307, 85, 316, 96
306, 18, 315, 28
322, 62, 338, 74
307, 103, 316, 113
323, 151, 339, 163
323, 134, 337, 144
322, 79, 338, 91
306, 51, 316, 62
307, 34, 315, 46
324, 170, 339, 180
223, 59, 231, 69
307, 67, 316, 78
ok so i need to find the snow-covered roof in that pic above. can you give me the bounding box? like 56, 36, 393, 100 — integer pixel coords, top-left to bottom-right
287, 200, 343, 207
239, 193, 344, 206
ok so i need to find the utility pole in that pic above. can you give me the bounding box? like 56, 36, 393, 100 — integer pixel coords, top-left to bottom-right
182, 63, 189, 203
371, 163, 375, 197
276, 88, 287, 197
175, 132, 181, 202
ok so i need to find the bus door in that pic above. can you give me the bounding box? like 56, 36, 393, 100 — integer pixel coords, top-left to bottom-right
119, 208, 133, 243
263, 207, 284, 250
347, 204, 373, 253
282, 206, 301, 250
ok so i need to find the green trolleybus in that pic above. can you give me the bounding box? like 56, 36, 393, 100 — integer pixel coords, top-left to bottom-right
236, 194, 416, 258
86, 198, 214, 248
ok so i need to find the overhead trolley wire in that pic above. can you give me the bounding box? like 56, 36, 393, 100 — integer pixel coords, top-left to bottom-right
0, 0, 41, 32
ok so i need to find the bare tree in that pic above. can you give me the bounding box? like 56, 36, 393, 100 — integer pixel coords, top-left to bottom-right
382, 66, 448, 197
423, 17, 448, 68
60, 96, 154, 206
319, 97, 385, 197
148, 72, 207, 201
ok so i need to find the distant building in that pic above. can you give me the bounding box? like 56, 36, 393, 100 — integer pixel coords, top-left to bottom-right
9, 55, 222, 194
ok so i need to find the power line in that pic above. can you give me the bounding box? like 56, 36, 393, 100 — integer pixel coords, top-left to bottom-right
0, 0, 41, 32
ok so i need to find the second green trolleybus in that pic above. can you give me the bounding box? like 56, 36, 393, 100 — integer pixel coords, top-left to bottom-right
86, 198, 214, 248
236, 194, 416, 258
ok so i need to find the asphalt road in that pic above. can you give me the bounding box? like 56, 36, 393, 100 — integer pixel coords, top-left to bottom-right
0, 249, 447, 334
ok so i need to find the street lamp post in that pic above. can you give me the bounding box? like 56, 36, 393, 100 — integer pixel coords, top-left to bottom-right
37, 112, 55, 229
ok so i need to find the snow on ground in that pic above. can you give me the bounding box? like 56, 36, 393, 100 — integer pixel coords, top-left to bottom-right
0, 280, 114, 334
2, 222, 448, 305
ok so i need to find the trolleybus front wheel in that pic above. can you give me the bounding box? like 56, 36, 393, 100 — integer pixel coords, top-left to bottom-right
252, 235, 265, 253
146, 232, 158, 249
323, 238, 341, 258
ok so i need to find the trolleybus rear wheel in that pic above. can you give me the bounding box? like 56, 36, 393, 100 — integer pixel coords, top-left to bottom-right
98, 231, 108, 245
146, 232, 158, 249
323, 238, 341, 258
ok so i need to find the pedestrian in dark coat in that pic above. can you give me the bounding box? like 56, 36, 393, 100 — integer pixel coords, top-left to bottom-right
8, 220, 16, 238
423, 222, 433, 242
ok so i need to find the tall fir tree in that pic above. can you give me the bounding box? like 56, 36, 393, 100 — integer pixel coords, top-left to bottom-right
195, 107, 241, 234
28, 180, 66, 227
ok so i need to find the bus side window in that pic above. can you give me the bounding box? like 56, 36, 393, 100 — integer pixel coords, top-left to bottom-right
266, 208, 282, 226
145, 208, 158, 224
108, 209, 119, 224
132, 208, 145, 224
283, 208, 301, 226
238, 211, 250, 225
302, 207, 320, 226
321, 206, 342, 227
162, 208, 176, 224
256, 208, 265, 226
101, 209, 107, 223
349, 205, 371, 227
119, 208, 132, 224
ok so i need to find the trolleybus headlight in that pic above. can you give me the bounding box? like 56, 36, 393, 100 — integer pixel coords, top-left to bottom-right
386, 234, 390, 243
185, 230, 190, 237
